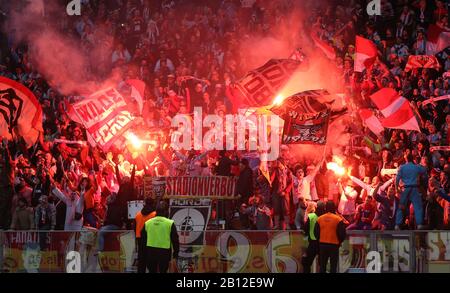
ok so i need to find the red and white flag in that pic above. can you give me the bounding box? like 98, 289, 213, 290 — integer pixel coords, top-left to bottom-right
0, 77, 43, 146
421, 94, 450, 106
310, 30, 336, 60
67, 88, 137, 151
354, 36, 378, 72
359, 109, 384, 135
370, 88, 420, 132
125, 79, 145, 114
404, 55, 441, 72
426, 24, 450, 55
227, 58, 302, 111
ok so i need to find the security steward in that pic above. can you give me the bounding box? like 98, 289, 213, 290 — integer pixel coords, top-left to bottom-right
140, 201, 179, 273
135, 197, 156, 273
302, 201, 325, 273
314, 201, 346, 273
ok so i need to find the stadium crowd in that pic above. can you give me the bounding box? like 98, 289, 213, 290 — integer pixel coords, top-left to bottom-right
0, 0, 449, 243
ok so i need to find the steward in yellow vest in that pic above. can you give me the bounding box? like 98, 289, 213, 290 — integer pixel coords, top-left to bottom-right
302, 201, 326, 273
314, 201, 346, 273
139, 202, 179, 273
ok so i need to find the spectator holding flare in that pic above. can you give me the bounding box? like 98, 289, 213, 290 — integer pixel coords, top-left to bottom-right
337, 179, 358, 224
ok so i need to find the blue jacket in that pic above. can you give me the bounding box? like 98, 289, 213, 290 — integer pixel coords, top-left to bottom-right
396, 162, 428, 187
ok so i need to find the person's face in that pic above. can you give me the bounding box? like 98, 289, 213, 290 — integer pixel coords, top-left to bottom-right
195, 84, 203, 92
18, 200, 26, 208
440, 172, 446, 182
118, 154, 124, 163
371, 177, 379, 186
296, 169, 304, 179
239, 163, 245, 171
365, 196, 372, 205
107, 152, 113, 160
420, 156, 428, 166
39, 198, 48, 206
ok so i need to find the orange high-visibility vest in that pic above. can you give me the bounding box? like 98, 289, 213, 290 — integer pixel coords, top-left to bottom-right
317, 213, 342, 245
135, 211, 156, 238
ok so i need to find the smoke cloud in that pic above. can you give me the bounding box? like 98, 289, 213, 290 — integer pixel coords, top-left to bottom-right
4, 0, 115, 95
237, 0, 353, 163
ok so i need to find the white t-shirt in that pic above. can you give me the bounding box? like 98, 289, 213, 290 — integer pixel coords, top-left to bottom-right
338, 186, 358, 216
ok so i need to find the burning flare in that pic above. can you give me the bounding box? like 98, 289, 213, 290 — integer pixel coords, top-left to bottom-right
327, 155, 346, 176
272, 94, 284, 106
126, 132, 142, 149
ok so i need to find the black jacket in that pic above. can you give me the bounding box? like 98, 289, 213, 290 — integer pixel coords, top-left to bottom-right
103, 201, 127, 227
216, 156, 239, 176
236, 166, 253, 200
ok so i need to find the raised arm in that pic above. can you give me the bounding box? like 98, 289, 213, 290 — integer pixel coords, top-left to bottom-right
52, 186, 68, 205
349, 175, 372, 192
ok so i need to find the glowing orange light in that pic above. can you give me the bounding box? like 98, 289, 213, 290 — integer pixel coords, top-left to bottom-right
327, 162, 345, 176
327, 155, 346, 176
127, 133, 142, 149
272, 94, 284, 106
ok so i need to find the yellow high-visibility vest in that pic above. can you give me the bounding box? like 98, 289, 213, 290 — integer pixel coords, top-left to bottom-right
145, 216, 174, 249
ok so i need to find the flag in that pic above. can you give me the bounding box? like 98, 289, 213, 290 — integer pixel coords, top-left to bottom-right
354, 36, 378, 72
404, 55, 441, 72
359, 109, 384, 135
0, 77, 43, 146
270, 90, 331, 145
370, 88, 420, 132
426, 24, 450, 55
270, 89, 330, 116
125, 79, 145, 114
422, 94, 450, 106
227, 58, 302, 110
310, 29, 336, 60
67, 88, 137, 151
